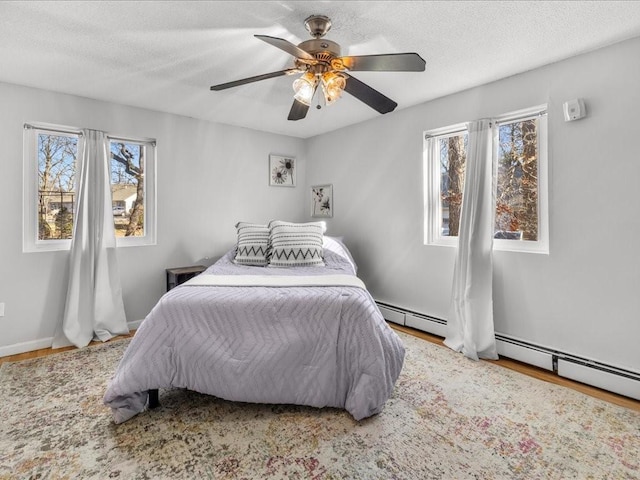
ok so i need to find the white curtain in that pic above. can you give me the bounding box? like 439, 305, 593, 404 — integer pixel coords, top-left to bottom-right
444, 119, 498, 361
52, 130, 129, 349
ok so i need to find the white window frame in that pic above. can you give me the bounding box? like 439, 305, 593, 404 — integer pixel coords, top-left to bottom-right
423, 105, 549, 254
23, 122, 157, 252
423, 122, 467, 248
493, 106, 548, 254
23, 122, 81, 252
107, 134, 157, 248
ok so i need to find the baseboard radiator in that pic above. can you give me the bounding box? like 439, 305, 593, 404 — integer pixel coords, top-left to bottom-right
376, 301, 640, 401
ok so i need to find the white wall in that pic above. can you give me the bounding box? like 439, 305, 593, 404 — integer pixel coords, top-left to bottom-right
3, 36, 639, 377
0, 82, 306, 350
306, 37, 640, 374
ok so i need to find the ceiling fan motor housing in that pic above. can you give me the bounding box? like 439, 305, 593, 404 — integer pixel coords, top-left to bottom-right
300, 15, 340, 72
297, 38, 341, 62
296, 37, 342, 77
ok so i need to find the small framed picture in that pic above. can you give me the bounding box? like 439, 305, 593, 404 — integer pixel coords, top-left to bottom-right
269, 154, 296, 186
311, 184, 333, 218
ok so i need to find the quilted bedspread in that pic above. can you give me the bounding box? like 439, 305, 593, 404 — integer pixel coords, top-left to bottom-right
103, 237, 405, 424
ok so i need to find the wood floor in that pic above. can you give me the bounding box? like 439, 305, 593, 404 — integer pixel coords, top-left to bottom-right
0, 332, 135, 365
1, 325, 638, 413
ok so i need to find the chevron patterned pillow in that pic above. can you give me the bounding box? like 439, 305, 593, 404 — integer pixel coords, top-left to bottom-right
234, 222, 270, 266
268, 220, 325, 267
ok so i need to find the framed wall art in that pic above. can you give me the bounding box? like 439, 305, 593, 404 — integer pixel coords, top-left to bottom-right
311, 184, 333, 218
269, 154, 296, 186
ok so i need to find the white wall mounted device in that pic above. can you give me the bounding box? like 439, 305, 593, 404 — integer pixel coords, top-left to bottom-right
563, 98, 586, 121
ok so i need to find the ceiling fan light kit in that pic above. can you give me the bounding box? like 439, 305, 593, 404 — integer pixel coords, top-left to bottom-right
321, 71, 346, 105
292, 72, 318, 105
210, 14, 426, 121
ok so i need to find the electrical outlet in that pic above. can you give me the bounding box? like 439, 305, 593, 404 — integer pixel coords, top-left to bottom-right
0, 303, 4, 317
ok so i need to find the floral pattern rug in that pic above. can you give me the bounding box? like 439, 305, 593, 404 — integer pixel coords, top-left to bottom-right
1, 331, 638, 479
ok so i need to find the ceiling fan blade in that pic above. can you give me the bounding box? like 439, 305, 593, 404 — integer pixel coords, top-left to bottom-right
210, 68, 299, 91
337, 53, 426, 72
343, 73, 398, 114
288, 99, 310, 121
255, 35, 315, 61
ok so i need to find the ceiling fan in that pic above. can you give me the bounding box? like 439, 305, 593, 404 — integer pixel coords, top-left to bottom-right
210, 15, 426, 121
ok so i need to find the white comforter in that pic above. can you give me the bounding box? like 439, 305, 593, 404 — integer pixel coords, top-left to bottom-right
103, 237, 405, 423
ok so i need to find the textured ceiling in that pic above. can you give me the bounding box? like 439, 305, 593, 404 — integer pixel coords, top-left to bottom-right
1, 1, 640, 138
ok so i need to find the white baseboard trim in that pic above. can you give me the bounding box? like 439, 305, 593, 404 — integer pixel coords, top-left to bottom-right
0, 337, 54, 358
0, 319, 143, 359
127, 319, 144, 330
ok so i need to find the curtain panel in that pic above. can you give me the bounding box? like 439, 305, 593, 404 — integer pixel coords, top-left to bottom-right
52, 129, 128, 348
444, 119, 498, 361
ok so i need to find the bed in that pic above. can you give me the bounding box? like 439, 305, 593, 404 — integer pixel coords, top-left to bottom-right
103, 223, 405, 424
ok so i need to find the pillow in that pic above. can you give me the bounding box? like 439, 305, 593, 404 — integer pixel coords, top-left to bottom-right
268, 220, 325, 267
324, 236, 358, 273
233, 222, 270, 266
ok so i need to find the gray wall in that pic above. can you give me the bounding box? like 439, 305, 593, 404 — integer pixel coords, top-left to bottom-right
0, 83, 306, 350
305, 36, 640, 374
2, 36, 639, 376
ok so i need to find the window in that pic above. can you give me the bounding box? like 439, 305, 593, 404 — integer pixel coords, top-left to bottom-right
108, 137, 156, 246
424, 105, 548, 253
23, 123, 156, 252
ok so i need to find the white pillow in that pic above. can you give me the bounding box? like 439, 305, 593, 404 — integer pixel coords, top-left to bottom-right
324, 236, 358, 273
268, 220, 325, 267
234, 222, 270, 266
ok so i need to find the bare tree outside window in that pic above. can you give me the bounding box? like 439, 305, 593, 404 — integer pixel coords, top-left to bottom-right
110, 142, 145, 237
26, 124, 156, 251
37, 133, 78, 240
440, 134, 467, 237
429, 114, 542, 245
495, 118, 539, 241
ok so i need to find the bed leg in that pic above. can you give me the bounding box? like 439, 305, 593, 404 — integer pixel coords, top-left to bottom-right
148, 389, 160, 409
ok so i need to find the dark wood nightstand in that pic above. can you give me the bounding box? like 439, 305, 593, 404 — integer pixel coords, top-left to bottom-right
166, 265, 206, 292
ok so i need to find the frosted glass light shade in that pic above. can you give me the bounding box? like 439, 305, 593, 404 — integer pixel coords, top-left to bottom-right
321, 72, 346, 105
292, 73, 317, 106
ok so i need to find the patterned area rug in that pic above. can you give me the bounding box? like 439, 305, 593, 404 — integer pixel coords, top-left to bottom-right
1, 332, 638, 479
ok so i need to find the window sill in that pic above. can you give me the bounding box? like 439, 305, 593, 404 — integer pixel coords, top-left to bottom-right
424, 238, 549, 255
